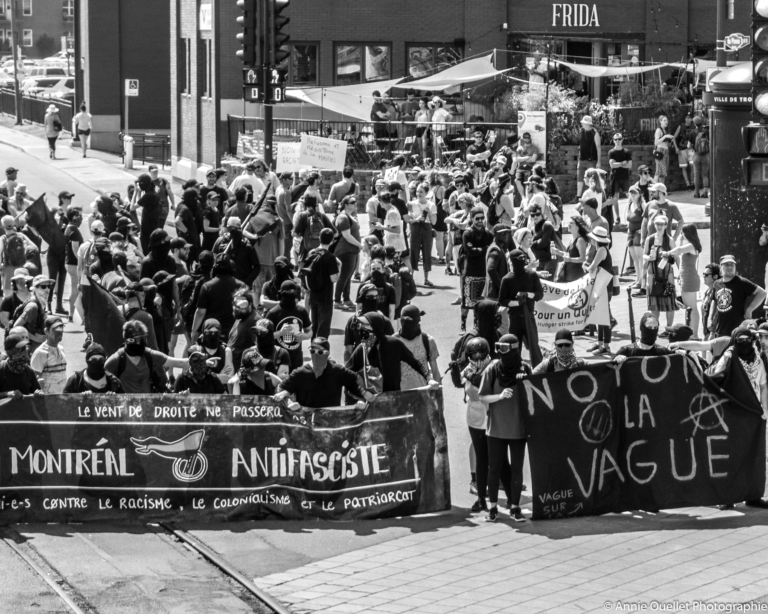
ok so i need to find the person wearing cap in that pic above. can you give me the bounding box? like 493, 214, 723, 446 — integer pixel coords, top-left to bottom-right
532, 329, 586, 374
513, 131, 539, 200
711, 255, 766, 338
485, 224, 512, 304
0, 268, 31, 334
63, 342, 123, 394
0, 214, 35, 294
0, 333, 41, 397
130, 173, 163, 253
13, 275, 54, 353
293, 193, 334, 269
30, 315, 67, 394
614, 312, 680, 362
394, 304, 441, 389
191, 253, 246, 340
584, 226, 615, 356
498, 249, 544, 364
44, 104, 62, 159
692, 118, 710, 198
640, 182, 684, 245
172, 344, 226, 394
275, 337, 370, 409
0, 166, 18, 197
114, 217, 141, 255
200, 168, 229, 217
228, 346, 282, 395
607, 133, 632, 226
140, 229, 177, 281
228, 161, 266, 199
575, 115, 601, 202
265, 279, 312, 372
62, 205, 84, 320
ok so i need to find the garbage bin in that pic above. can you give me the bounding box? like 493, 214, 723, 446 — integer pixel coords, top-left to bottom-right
124, 135, 134, 170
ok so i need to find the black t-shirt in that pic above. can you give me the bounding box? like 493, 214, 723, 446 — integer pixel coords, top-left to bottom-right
138, 192, 162, 231
197, 275, 246, 337
355, 282, 396, 319
63, 371, 124, 393
309, 248, 339, 302
64, 225, 83, 265
176, 203, 200, 250
609, 147, 632, 181
265, 304, 312, 371
0, 362, 40, 394
280, 362, 363, 407
200, 185, 229, 216
0, 293, 22, 323
173, 372, 225, 394
201, 207, 221, 251
616, 344, 674, 357
713, 276, 760, 337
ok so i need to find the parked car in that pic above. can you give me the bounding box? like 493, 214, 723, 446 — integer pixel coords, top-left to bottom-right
1, 59, 36, 76
44, 51, 69, 62
25, 77, 74, 99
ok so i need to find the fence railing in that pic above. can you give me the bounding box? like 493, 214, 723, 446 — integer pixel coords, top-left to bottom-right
119, 132, 171, 168
0, 88, 74, 131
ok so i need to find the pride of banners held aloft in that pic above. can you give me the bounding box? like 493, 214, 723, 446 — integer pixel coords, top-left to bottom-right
521, 355, 766, 520
0, 389, 450, 523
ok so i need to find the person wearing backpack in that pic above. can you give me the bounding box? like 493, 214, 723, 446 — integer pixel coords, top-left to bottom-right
292, 194, 334, 268
104, 320, 195, 394
13, 275, 54, 354
0, 215, 35, 294
301, 228, 338, 339
692, 118, 710, 199
395, 304, 440, 390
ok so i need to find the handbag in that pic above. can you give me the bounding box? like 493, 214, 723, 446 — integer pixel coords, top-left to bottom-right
652, 148, 664, 160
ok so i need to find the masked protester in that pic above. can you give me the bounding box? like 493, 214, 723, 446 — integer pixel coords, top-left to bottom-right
228, 291, 259, 371
228, 346, 281, 395
357, 260, 396, 320
758, 323, 768, 369
264, 280, 311, 372
343, 290, 396, 363
197, 318, 234, 384
274, 337, 371, 409
251, 318, 290, 379
615, 312, 678, 362
451, 299, 503, 384
63, 343, 123, 394
173, 344, 225, 394
140, 229, 176, 280
460, 206, 493, 333
260, 256, 294, 311
13, 275, 54, 354
0, 333, 42, 397
133, 173, 163, 254
395, 304, 440, 390
478, 333, 531, 523
190, 253, 247, 340
532, 329, 586, 374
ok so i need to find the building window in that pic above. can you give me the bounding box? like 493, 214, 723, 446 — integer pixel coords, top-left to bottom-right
0, 1, 9, 20
22, 29, 32, 47
179, 38, 189, 94
406, 44, 462, 79
199, 38, 211, 98
62, 0, 74, 22
277, 43, 317, 86
334, 43, 390, 86
22, 0, 31, 16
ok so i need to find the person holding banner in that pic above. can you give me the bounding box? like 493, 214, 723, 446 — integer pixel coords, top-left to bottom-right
229, 346, 282, 395
63, 343, 124, 394
532, 329, 585, 374
643, 215, 679, 328
497, 250, 543, 364
173, 344, 226, 394
614, 312, 677, 361
584, 227, 614, 356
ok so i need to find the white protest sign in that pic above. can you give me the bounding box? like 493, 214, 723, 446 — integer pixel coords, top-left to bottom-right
534, 268, 611, 333
298, 134, 347, 171
276, 142, 309, 172
517, 110, 546, 163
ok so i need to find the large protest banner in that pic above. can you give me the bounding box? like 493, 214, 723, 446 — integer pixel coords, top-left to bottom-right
0, 389, 449, 523
534, 268, 611, 333
521, 355, 766, 520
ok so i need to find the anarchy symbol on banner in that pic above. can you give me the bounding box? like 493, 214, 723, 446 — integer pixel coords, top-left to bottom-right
579, 400, 613, 444
568, 289, 589, 311
681, 391, 729, 436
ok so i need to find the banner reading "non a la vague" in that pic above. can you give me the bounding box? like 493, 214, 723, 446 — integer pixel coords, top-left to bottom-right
0, 389, 449, 523
521, 355, 766, 520
534, 268, 612, 333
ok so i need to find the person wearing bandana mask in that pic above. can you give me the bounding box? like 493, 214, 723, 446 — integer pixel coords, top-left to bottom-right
275, 337, 370, 409
479, 334, 531, 522
343, 290, 395, 363
64, 343, 124, 394
140, 229, 176, 280
0, 333, 42, 398
131, 172, 163, 254
265, 280, 311, 372
260, 256, 295, 311
357, 260, 396, 320
227, 291, 259, 371
173, 345, 226, 394
532, 329, 586, 373
229, 346, 281, 395
395, 305, 440, 390
615, 312, 678, 361
251, 318, 290, 379
191, 253, 246, 339
347, 312, 439, 393
13, 275, 54, 354
198, 318, 234, 383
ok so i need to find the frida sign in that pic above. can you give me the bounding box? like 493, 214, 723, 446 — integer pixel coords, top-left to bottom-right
552, 4, 600, 27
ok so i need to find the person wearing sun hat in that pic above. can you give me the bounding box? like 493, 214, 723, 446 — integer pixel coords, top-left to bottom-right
583, 226, 615, 356
44, 104, 62, 159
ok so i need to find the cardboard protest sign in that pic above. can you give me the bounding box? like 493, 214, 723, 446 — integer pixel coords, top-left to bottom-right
534, 268, 611, 332
522, 355, 766, 519
298, 134, 347, 171
0, 389, 449, 523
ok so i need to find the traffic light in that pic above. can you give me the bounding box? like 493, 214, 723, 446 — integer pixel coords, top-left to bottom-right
272, 0, 290, 66
752, 0, 768, 120
236, 0, 261, 67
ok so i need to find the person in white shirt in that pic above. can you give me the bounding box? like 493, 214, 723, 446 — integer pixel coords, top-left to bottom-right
430, 97, 452, 164
72, 102, 93, 158
30, 315, 68, 394
228, 161, 266, 199
407, 182, 438, 287
384, 156, 408, 202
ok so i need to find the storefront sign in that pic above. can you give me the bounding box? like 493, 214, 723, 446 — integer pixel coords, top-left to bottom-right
552, 4, 600, 27
517, 110, 547, 164
199, 2, 212, 31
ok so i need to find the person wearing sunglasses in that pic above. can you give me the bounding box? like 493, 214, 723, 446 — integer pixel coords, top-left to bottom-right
629, 165, 652, 203
478, 333, 530, 522
532, 329, 585, 374
607, 132, 631, 227
642, 215, 679, 329
274, 337, 371, 410
460, 207, 493, 334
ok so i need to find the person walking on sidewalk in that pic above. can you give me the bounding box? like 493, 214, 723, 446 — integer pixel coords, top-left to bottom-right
44, 105, 63, 160
72, 102, 93, 158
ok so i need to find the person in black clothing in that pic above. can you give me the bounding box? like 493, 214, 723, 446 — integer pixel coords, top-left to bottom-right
132, 173, 162, 254
497, 249, 544, 365
63, 342, 124, 394
460, 207, 493, 333
0, 333, 42, 398
175, 188, 201, 261
293, 194, 334, 266
607, 132, 632, 227
529, 203, 556, 277
303, 228, 338, 339
198, 317, 235, 384
356, 263, 397, 320
201, 191, 222, 253
575, 116, 601, 201
214, 217, 260, 292
614, 312, 679, 361
346, 311, 438, 393
252, 318, 291, 379
485, 224, 511, 303
265, 279, 312, 372
229, 346, 281, 395
140, 229, 177, 280
173, 344, 226, 394
62, 206, 84, 318
275, 337, 371, 409
261, 256, 294, 311
191, 253, 246, 340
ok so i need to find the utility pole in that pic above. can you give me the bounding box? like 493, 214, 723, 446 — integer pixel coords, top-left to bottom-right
263, 0, 273, 167
716, 0, 727, 67
9, 0, 21, 125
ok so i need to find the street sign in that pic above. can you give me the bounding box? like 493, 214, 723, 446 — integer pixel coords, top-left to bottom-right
125, 79, 139, 97
721, 32, 751, 52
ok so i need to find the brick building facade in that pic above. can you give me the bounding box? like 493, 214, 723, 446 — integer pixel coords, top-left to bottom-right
0, 0, 74, 59
171, 0, 751, 180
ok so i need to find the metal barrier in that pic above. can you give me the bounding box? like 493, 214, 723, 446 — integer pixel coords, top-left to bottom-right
0, 88, 74, 130
119, 132, 171, 168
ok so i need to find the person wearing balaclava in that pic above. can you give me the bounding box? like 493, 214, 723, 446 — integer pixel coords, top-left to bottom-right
227, 290, 259, 371
275, 337, 370, 409
532, 329, 586, 374
395, 304, 440, 390
343, 287, 396, 363
615, 312, 677, 361
251, 318, 290, 379
229, 346, 281, 395
140, 229, 176, 280
357, 259, 396, 320
63, 342, 124, 393
347, 311, 438, 393
214, 217, 260, 289
130, 172, 162, 254
151, 270, 177, 356
497, 250, 544, 365
0, 333, 41, 397
173, 344, 225, 394
478, 333, 531, 523
264, 279, 311, 372
196, 318, 234, 384
260, 255, 295, 311
174, 188, 201, 261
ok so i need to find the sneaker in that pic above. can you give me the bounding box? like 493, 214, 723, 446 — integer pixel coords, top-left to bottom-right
471, 498, 488, 513
509, 506, 526, 522
352, 273, 361, 282
486, 506, 499, 522
438, 258, 445, 264
631, 288, 647, 297
469, 480, 477, 496
82, 333, 92, 351
343, 300, 355, 309
333, 301, 345, 310
592, 345, 612, 356
586, 342, 601, 352
423, 280, 434, 287
445, 267, 454, 276
625, 267, 636, 275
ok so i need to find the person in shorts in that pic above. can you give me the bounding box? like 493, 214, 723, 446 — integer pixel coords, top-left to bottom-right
607, 133, 632, 227
513, 132, 539, 199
